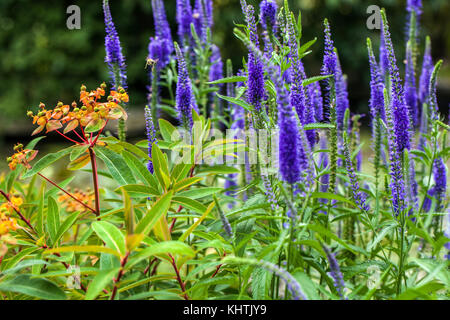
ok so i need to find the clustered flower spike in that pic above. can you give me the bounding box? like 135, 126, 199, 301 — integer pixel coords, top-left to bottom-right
335, 54, 350, 131
260, 0, 278, 32
193, 0, 208, 42
404, 43, 418, 127
406, 0, 422, 38
320, 19, 338, 119
258, 260, 307, 300
308, 82, 324, 122
418, 37, 433, 105
209, 45, 223, 83
322, 245, 346, 299
244, 5, 266, 113
145, 106, 157, 174
343, 141, 370, 212
379, 23, 389, 79
433, 157, 447, 204
381, 11, 411, 152
367, 39, 386, 122
176, 0, 193, 42
383, 88, 406, 216
148, 37, 172, 71
151, 0, 173, 52
103, 0, 128, 90
175, 43, 196, 129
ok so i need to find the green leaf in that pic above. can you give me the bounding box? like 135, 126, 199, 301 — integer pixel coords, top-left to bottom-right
151, 144, 170, 189
44, 245, 121, 257
177, 187, 223, 199
216, 94, 252, 112
310, 192, 357, 207
94, 147, 136, 186
172, 196, 207, 213
85, 268, 119, 300
178, 202, 215, 242
92, 221, 127, 257
119, 184, 160, 197
135, 191, 173, 236
122, 150, 159, 190
47, 196, 60, 245
54, 211, 81, 244
0, 275, 66, 300
159, 119, 179, 142
22, 146, 73, 179
127, 241, 195, 269
302, 75, 331, 87
25, 136, 46, 150
70, 145, 89, 161
207, 75, 247, 85
196, 165, 240, 175
303, 123, 334, 130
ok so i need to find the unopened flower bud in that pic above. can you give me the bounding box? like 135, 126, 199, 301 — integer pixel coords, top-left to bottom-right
39, 103, 45, 109
7, 157, 12, 162
81, 106, 87, 111
94, 107, 100, 112
107, 96, 113, 101
73, 108, 80, 112
100, 82, 107, 89
57, 102, 63, 107
80, 85, 87, 91
27, 111, 33, 117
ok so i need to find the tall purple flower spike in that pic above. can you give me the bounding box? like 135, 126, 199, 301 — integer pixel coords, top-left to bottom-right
176, 0, 193, 42
175, 43, 196, 129
381, 11, 411, 153
145, 106, 157, 173
419, 37, 433, 106
103, 0, 127, 90
335, 54, 350, 131
243, 4, 266, 113
322, 245, 346, 299
151, 0, 173, 52
367, 39, 386, 123
320, 19, 338, 121
404, 43, 418, 127
148, 37, 172, 71
379, 23, 389, 79
286, 10, 315, 146
260, 0, 277, 32
308, 82, 323, 122
433, 157, 447, 204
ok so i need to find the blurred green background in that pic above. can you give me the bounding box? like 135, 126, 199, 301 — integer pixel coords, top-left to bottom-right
0, 0, 449, 155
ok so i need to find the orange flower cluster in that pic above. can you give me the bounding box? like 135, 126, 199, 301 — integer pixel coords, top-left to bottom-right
28, 83, 129, 136
6, 143, 38, 171
58, 188, 95, 213
0, 196, 22, 236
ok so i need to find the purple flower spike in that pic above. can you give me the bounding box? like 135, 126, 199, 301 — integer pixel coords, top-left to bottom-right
151, 0, 173, 52
419, 37, 433, 105
343, 141, 370, 212
379, 23, 389, 79
148, 37, 172, 71
404, 44, 418, 127
103, 0, 127, 90
320, 19, 338, 120
381, 11, 411, 152
433, 157, 447, 204
145, 106, 157, 173
209, 45, 223, 82
175, 43, 196, 129
367, 39, 386, 123
176, 0, 193, 41
260, 0, 277, 32
308, 82, 323, 122
244, 5, 266, 113
322, 245, 346, 299
335, 55, 350, 131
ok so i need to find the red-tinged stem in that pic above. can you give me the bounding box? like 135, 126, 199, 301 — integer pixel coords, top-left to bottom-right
0, 190, 36, 233
92, 121, 109, 146
110, 252, 130, 300
36, 173, 96, 214
73, 129, 88, 143
169, 253, 189, 300
88, 147, 101, 218
54, 130, 83, 145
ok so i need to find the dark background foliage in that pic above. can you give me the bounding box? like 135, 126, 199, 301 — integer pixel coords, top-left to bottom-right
0, 0, 449, 144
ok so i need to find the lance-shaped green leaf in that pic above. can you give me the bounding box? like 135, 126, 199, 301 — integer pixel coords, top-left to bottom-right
85, 268, 119, 300
47, 196, 60, 245
22, 146, 73, 179
135, 191, 173, 236
0, 275, 66, 300
92, 221, 127, 257
54, 211, 81, 244
94, 147, 136, 186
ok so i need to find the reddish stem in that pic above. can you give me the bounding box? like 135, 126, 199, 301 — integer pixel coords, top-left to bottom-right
169, 254, 189, 300
54, 130, 83, 145
88, 147, 101, 218
110, 252, 130, 300
0, 190, 36, 232
37, 173, 96, 214
73, 129, 88, 143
